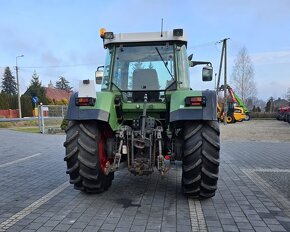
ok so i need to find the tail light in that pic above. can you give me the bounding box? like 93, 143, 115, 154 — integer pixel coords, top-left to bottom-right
75, 97, 96, 106
185, 96, 206, 107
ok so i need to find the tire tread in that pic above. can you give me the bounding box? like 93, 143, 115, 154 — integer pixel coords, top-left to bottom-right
64, 120, 113, 193
182, 121, 220, 199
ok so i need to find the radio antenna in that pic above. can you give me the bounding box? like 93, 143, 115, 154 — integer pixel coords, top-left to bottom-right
160, 18, 163, 37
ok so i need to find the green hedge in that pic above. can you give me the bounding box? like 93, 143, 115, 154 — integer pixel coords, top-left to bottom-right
0, 93, 15, 109
0, 93, 34, 117
251, 112, 277, 118
21, 96, 33, 117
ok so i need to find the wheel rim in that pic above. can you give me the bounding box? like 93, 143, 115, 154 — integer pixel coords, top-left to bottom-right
98, 135, 107, 173
226, 116, 232, 123
98, 129, 112, 174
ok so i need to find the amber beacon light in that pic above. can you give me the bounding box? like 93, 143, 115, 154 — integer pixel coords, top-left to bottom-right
100, 28, 106, 38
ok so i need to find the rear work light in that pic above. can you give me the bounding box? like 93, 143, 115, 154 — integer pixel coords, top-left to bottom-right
184, 96, 206, 107
75, 97, 96, 106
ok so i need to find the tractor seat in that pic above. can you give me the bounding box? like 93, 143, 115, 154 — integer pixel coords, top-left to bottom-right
132, 69, 160, 102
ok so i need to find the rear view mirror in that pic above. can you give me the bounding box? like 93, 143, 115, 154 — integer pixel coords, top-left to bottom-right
95, 66, 104, 84
188, 54, 193, 61
202, 65, 213, 81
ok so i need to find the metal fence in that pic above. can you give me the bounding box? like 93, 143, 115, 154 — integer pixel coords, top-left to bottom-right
38, 105, 68, 133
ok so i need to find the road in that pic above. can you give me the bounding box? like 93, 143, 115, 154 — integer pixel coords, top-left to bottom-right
0, 121, 290, 232
0, 117, 38, 122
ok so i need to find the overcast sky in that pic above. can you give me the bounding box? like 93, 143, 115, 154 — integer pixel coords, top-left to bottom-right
0, 0, 289, 100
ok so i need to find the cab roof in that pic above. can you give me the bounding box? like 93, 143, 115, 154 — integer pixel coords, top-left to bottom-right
103, 29, 187, 46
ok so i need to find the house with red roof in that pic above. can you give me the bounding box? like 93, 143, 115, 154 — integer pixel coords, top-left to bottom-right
44, 87, 72, 104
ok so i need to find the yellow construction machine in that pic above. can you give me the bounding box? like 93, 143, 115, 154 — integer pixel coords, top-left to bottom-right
217, 102, 246, 123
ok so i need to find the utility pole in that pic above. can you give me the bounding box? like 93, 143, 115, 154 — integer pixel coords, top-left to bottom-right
16, 55, 24, 118
216, 38, 230, 125
216, 41, 224, 94
223, 38, 229, 125
214, 73, 217, 91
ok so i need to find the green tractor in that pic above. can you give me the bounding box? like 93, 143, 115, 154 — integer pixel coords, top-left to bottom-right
64, 28, 220, 198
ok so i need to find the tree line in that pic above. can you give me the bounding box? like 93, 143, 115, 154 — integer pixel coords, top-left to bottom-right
1, 67, 72, 95
0, 67, 73, 116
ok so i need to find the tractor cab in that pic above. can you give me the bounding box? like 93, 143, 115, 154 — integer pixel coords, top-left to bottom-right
99, 29, 191, 103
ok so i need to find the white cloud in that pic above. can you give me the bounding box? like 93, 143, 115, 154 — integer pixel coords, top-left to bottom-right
251, 50, 290, 65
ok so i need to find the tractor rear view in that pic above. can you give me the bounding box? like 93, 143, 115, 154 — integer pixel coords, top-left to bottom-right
64, 28, 220, 198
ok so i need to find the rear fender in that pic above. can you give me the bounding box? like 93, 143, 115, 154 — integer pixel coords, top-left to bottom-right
66, 92, 119, 130
169, 90, 217, 122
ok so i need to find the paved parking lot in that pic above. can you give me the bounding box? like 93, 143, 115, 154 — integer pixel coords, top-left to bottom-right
0, 121, 290, 232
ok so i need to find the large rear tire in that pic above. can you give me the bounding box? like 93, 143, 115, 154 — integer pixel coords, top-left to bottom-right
182, 121, 220, 199
64, 121, 113, 193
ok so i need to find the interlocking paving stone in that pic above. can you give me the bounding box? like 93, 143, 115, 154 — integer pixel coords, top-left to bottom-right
1, 129, 290, 231
36, 227, 54, 232
114, 227, 130, 232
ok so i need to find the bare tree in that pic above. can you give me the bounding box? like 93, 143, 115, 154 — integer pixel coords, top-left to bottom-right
286, 87, 290, 102
247, 96, 266, 112
231, 47, 257, 106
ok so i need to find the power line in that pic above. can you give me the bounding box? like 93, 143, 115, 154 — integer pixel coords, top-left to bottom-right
0, 63, 96, 69
20, 63, 96, 69
188, 40, 221, 50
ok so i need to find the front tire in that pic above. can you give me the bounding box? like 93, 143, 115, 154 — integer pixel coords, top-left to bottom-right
64, 121, 114, 193
245, 112, 251, 121
226, 115, 235, 124
182, 121, 220, 198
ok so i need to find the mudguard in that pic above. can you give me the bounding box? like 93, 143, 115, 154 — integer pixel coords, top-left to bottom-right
66, 92, 109, 121
169, 89, 217, 122
66, 92, 119, 130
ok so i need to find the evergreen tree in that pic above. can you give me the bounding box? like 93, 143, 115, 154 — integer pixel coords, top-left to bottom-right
265, 97, 274, 112
48, 80, 54, 88
1, 67, 17, 95
29, 71, 42, 96
252, 105, 256, 112
55, 76, 72, 92
25, 71, 48, 104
